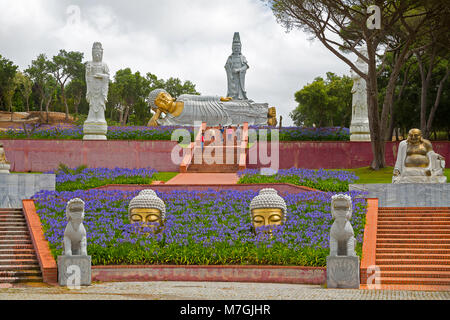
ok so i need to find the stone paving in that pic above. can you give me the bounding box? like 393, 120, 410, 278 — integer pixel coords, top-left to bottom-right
0, 281, 449, 300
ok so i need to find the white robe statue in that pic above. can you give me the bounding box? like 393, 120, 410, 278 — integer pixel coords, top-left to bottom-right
83, 42, 109, 140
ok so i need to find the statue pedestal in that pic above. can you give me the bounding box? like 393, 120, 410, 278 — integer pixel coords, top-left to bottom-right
83, 122, 107, 140
326, 256, 360, 289
57, 255, 92, 286
350, 122, 370, 141
0, 163, 10, 174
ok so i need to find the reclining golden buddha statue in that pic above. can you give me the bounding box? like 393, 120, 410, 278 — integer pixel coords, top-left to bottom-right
147, 88, 277, 127
393, 128, 446, 183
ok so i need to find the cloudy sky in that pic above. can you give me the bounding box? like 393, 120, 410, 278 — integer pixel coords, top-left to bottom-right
0, 0, 353, 125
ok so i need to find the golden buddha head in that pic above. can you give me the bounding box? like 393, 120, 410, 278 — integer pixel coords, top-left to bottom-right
407, 128, 423, 145
128, 189, 166, 234
249, 188, 287, 235
148, 88, 174, 113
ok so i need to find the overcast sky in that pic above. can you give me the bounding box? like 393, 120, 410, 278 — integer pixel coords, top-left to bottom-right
0, 0, 353, 126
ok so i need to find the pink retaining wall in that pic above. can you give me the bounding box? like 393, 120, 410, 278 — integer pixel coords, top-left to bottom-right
0, 139, 180, 172
1, 139, 449, 172
247, 141, 450, 169
92, 265, 326, 285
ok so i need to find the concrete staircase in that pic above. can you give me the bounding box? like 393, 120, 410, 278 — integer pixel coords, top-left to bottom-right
375, 207, 450, 286
0, 208, 42, 283
181, 123, 248, 173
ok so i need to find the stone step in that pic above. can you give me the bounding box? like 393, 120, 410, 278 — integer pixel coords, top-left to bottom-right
377, 238, 450, 244
376, 252, 450, 259
376, 248, 450, 255
0, 244, 34, 250
377, 276, 450, 286
0, 239, 33, 245
378, 220, 450, 225
0, 221, 27, 226
377, 229, 450, 234
0, 269, 42, 278
376, 243, 450, 249
378, 213, 450, 218
0, 226, 29, 232
0, 276, 43, 283
0, 249, 36, 255
0, 235, 32, 241
0, 264, 40, 271
376, 259, 450, 266
376, 233, 450, 239
0, 259, 39, 266
377, 269, 450, 278
0, 254, 38, 260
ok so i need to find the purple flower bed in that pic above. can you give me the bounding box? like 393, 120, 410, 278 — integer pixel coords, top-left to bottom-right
46, 167, 158, 191
1, 124, 348, 141
32, 189, 367, 266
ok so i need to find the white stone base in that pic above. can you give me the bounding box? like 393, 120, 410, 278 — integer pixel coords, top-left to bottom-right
83, 122, 108, 140
393, 175, 447, 184
0, 163, 10, 174
350, 133, 371, 141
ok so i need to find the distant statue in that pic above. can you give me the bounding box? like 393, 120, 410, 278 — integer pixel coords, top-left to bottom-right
83, 42, 109, 140
63, 198, 88, 256
329, 194, 356, 257
393, 128, 446, 183
267, 107, 277, 127
147, 89, 271, 127
349, 48, 370, 141
225, 32, 249, 100
0, 143, 10, 173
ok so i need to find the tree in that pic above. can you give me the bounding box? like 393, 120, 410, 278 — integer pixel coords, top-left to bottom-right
15, 72, 33, 112
291, 72, 352, 127
266, 0, 447, 169
47, 50, 84, 120
65, 61, 86, 118
25, 54, 50, 112
0, 55, 18, 111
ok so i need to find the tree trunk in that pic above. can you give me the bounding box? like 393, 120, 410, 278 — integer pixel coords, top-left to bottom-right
61, 85, 69, 120
426, 67, 450, 136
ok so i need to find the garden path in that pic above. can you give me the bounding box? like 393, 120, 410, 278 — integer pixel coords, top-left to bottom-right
165, 173, 239, 185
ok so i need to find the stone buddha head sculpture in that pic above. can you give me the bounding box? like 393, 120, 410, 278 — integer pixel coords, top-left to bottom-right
250, 188, 287, 236
92, 42, 103, 63
128, 189, 166, 234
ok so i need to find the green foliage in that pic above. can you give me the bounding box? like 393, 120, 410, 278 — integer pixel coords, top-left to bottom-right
291, 72, 352, 127
0, 54, 18, 111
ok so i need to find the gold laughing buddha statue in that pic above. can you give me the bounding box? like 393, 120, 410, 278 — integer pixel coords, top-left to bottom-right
249, 188, 287, 236
128, 189, 166, 234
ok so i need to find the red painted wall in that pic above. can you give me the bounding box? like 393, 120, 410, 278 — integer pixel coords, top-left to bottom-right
1, 139, 180, 172
247, 141, 450, 169
1, 139, 449, 172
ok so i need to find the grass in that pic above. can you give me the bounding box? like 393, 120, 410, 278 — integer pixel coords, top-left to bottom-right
153, 172, 178, 182
347, 166, 450, 184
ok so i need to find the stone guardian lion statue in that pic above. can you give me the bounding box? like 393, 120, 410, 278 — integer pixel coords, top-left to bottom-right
63, 198, 88, 256
329, 194, 356, 257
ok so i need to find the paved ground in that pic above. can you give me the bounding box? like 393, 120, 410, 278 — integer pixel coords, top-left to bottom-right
165, 173, 239, 185
0, 281, 449, 300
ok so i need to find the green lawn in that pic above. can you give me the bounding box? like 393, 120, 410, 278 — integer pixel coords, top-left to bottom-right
347, 166, 450, 184
153, 172, 178, 182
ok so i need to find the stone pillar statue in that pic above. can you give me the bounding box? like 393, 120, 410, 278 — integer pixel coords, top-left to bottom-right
58, 198, 91, 286
225, 32, 249, 100
83, 42, 109, 140
393, 128, 447, 183
326, 194, 360, 288
349, 48, 370, 141
249, 188, 287, 236
0, 144, 11, 173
